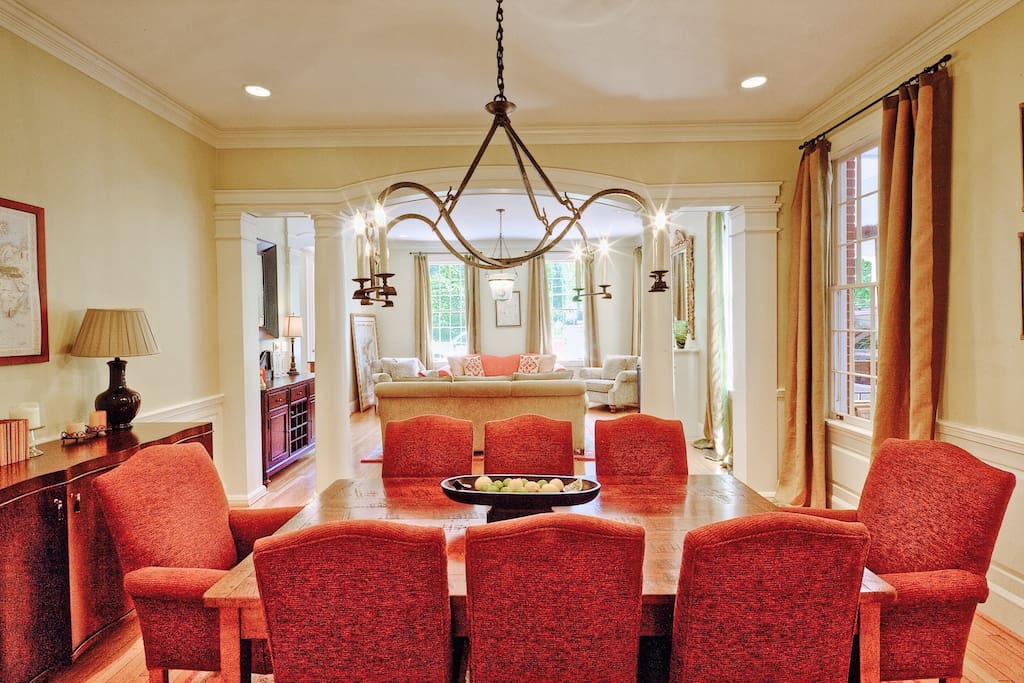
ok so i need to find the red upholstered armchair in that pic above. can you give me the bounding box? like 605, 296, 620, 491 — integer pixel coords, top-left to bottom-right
93, 443, 302, 683
483, 413, 575, 475
670, 512, 871, 683
253, 520, 452, 683
594, 413, 687, 476
786, 438, 1016, 682
465, 512, 645, 682
382, 414, 474, 478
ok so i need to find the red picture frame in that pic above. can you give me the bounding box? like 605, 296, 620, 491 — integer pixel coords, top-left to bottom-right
0, 197, 48, 365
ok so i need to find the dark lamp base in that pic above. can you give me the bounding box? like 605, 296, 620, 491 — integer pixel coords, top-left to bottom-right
96, 358, 142, 429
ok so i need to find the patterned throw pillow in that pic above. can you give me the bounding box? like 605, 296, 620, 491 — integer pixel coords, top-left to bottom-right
462, 354, 485, 376
518, 354, 542, 374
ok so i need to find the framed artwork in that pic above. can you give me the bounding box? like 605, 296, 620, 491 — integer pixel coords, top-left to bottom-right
0, 197, 48, 366
350, 312, 380, 411
495, 291, 521, 327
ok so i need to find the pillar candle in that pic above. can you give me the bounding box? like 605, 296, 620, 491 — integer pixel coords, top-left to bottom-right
10, 402, 41, 429
66, 422, 86, 435
354, 216, 368, 280
88, 410, 107, 428
377, 224, 389, 274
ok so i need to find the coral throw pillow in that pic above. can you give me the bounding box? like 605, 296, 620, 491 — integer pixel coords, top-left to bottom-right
518, 354, 542, 374
462, 354, 485, 377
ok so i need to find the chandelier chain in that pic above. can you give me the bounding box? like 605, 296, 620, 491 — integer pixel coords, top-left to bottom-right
494, 0, 506, 102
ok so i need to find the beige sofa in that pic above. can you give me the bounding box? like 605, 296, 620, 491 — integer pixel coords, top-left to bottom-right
374, 379, 586, 452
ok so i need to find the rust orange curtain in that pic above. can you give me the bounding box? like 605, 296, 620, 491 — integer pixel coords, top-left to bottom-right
778, 141, 831, 507
870, 69, 952, 454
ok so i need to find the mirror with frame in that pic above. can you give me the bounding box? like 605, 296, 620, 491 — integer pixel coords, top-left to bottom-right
258, 239, 279, 338
671, 229, 695, 348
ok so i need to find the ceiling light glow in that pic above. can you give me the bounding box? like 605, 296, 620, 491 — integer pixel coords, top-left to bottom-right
740, 75, 767, 89
244, 85, 272, 98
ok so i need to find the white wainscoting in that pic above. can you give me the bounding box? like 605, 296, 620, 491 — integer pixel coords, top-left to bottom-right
825, 417, 1024, 639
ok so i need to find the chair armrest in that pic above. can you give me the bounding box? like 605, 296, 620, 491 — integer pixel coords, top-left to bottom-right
880, 569, 989, 606
779, 506, 859, 522
612, 369, 638, 391
124, 566, 229, 601
579, 367, 602, 380
371, 372, 392, 384
229, 506, 303, 559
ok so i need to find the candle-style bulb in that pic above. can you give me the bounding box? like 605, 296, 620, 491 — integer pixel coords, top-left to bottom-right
373, 203, 387, 227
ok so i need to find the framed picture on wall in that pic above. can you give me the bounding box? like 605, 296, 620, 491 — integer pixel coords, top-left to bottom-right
0, 197, 48, 366
350, 312, 379, 411
495, 291, 521, 327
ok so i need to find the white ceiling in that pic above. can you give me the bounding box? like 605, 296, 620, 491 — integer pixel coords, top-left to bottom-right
5, 0, 1003, 241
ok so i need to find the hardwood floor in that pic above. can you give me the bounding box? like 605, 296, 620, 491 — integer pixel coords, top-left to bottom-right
50, 408, 1022, 683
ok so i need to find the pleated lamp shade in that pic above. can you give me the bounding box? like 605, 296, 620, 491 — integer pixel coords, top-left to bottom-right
70, 308, 160, 358
70, 308, 159, 430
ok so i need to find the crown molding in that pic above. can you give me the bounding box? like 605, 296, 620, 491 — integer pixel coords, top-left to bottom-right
213, 121, 801, 149
0, 0, 219, 146
796, 0, 1020, 141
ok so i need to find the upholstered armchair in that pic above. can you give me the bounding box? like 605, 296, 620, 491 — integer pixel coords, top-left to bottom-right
671, 512, 870, 682
785, 438, 1016, 682
253, 520, 452, 682
466, 512, 645, 682
93, 443, 302, 683
578, 354, 639, 411
483, 413, 575, 475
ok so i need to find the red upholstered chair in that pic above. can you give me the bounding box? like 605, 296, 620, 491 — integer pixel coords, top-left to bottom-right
465, 512, 645, 683
382, 414, 474, 478
483, 413, 575, 475
785, 438, 1016, 683
253, 520, 452, 683
594, 413, 688, 476
670, 512, 871, 683
93, 443, 302, 683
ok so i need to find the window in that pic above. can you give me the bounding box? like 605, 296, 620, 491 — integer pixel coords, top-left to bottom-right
546, 256, 584, 362
429, 262, 467, 365
830, 145, 879, 423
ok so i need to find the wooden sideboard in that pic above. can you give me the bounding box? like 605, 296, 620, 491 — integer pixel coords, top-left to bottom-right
0, 421, 213, 683
261, 373, 315, 483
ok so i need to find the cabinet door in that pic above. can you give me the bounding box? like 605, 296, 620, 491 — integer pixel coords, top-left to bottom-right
67, 469, 132, 656
0, 486, 71, 682
268, 408, 289, 467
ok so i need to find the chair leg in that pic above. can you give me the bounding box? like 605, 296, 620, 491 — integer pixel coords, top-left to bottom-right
148, 670, 169, 683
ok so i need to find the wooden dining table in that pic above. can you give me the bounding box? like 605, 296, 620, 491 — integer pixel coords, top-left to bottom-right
204, 474, 894, 682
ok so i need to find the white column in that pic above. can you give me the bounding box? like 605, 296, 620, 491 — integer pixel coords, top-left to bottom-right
640, 222, 675, 418
727, 205, 780, 494
214, 211, 265, 502
312, 212, 353, 491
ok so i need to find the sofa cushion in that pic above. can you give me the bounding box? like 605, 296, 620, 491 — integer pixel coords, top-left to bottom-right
447, 356, 465, 376
480, 354, 521, 376
381, 358, 421, 379
455, 374, 513, 382
513, 370, 574, 381
602, 355, 638, 380
518, 354, 542, 374
463, 355, 485, 376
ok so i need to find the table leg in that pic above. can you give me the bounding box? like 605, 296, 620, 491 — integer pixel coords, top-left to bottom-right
219, 607, 242, 683
858, 602, 882, 683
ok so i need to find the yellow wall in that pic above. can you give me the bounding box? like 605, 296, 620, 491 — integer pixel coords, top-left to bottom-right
943, 2, 1024, 434
0, 27, 219, 438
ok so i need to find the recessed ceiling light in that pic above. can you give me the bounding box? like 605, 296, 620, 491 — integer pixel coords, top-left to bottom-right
740, 75, 767, 89
244, 85, 272, 98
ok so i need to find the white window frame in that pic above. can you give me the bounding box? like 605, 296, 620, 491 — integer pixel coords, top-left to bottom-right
428, 257, 468, 366
828, 142, 880, 427
545, 253, 584, 363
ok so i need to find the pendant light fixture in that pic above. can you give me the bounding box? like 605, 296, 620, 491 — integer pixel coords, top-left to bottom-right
486, 209, 516, 301
352, 0, 670, 306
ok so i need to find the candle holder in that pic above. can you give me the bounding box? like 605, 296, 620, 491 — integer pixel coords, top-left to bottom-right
649, 270, 670, 293
28, 426, 43, 456
572, 284, 613, 302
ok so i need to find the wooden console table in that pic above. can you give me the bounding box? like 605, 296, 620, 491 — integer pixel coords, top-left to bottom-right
261, 373, 315, 483
0, 421, 213, 683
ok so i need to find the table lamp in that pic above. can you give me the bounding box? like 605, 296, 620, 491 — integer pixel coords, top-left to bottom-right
283, 314, 303, 376
70, 308, 160, 430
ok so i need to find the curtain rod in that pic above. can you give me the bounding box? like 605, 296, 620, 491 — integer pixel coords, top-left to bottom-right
798, 54, 951, 150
